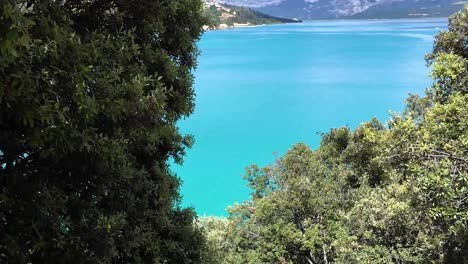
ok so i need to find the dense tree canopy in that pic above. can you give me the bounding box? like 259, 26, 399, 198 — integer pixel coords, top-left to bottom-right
200, 6, 468, 264
1, 0, 208, 263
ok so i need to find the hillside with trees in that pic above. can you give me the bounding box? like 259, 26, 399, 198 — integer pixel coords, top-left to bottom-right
199, 6, 468, 264
204, 1, 301, 29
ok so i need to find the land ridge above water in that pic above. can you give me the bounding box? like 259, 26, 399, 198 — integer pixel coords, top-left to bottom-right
204, 1, 302, 30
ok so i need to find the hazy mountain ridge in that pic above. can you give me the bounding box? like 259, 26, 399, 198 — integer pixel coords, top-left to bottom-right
210, 0, 467, 19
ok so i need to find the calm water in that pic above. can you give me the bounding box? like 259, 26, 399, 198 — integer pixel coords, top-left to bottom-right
173, 19, 448, 216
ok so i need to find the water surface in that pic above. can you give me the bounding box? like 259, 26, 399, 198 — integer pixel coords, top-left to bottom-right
173, 19, 448, 216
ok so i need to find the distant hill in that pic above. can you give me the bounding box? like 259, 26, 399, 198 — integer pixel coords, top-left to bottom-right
210, 0, 467, 19
350, 0, 467, 19
204, 1, 301, 30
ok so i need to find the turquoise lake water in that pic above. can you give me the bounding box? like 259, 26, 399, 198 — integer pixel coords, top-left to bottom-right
173, 18, 448, 216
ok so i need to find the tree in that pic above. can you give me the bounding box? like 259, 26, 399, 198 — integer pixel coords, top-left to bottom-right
0, 0, 208, 262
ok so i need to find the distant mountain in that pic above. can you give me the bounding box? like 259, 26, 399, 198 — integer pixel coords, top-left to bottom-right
204, 1, 301, 29
210, 0, 467, 19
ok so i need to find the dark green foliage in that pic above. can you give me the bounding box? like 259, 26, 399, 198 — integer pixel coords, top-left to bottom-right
203, 6, 468, 264
0, 0, 208, 263
243, 164, 278, 200
428, 6, 468, 61
342, 118, 386, 187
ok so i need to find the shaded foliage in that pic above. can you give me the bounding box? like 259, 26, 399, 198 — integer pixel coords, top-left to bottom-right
0, 0, 208, 263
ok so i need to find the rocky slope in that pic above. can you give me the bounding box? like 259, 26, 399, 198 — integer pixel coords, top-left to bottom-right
210, 0, 466, 19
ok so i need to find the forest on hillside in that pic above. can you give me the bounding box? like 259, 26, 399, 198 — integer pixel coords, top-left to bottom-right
0, 0, 467, 263
204, 2, 300, 29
